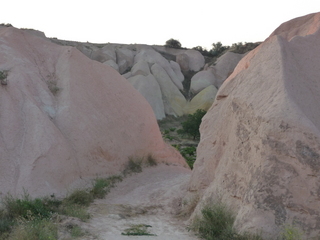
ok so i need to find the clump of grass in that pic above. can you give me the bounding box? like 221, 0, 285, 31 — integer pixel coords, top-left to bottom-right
123, 157, 143, 175
64, 189, 93, 207
8, 218, 58, 240
69, 224, 86, 238
121, 224, 156, 236
59, 204, 90, 222
3, 193, 54, 220
190, 202, 263, 240
90, 175, 122, 199
280, 224, 303, 240
146, 154, 157, 167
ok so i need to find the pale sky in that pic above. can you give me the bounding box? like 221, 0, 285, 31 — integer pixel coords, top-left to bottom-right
1, 1, 319, 49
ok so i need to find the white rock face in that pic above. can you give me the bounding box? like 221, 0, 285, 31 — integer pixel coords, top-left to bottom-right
103, 59, 119, 71
134, 49, 183, 90
151, 63, 186, 117
190, 70, 216, 94
188, 12, 320, 239
177, 50, 205, 72
127, 74, 165, 120
131, 60, 150, 76
170, 60, 184, 82
0, 26, 187, 198
116, 47, 134, 74
211, 51, 244, 88
184, 85, 218, 115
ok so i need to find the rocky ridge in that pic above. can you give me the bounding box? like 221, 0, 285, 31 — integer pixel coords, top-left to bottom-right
187, 12, 320, 239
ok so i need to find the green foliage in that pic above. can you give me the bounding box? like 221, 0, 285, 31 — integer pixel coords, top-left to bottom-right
180, 109, 206, 140
60, 204, 90, 221
90, 176, 122, 199
210, 41, 230, 57
69, 225, 86, 237
8, 218, 58, 240
3, 193, 54, 220
164, 129, 170, 134
0, 71, 8, 81
190, 203, 263, 240
169, 127, 176, 132
121, 224, 156, 236
280, 225, 303, 240
165, 38, 182, 48
64, 190, 93, 207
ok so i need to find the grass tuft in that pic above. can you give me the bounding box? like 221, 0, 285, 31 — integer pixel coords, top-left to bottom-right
123, 157, 143, 175
121, 224, 156, 236
190, 202, 263, 240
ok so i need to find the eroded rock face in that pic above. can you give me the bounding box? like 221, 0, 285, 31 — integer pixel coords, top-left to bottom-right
0, 26, 187, 198
188, 12, 320, 239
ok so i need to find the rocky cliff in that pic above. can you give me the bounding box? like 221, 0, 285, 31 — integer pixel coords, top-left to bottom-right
188, 12, 320, 239
0, 26, 187, 198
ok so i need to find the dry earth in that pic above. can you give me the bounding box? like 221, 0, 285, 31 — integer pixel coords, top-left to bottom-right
75, 165, 198, 240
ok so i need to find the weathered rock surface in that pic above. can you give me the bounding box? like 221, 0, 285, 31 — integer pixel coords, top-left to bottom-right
151, 63, 187, 117
210, 51, 244, 88
188, 12, 320, 239
131, 60, 150, 76
0, 26, 187, 198
190, 70, 216, 94
127, 74, 165, 120
116, 47, 134, 74
176, 50, 205, 72
184, 85, 217, 115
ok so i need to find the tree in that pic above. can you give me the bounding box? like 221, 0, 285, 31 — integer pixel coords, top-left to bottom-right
180, 109, 207, 139
165, 38, 182, 48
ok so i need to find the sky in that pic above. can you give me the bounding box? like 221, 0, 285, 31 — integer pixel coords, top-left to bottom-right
1, 0, 319, 50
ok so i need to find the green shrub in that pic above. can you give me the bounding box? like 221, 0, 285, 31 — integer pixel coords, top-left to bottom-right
60, 204, 90, 221
123, 157, 143, 175
121, 224, 156, 236
3, 193, 52, 220
91, 175, 122, 199
8, 218, 57, 240
280, 225, 303, 240
164, 129, 170, 134
64, 189, 93, 207
180, 109, 207, 139
169, 127, 176, 132
190, 203, 262, 240
165, 38, 182, 48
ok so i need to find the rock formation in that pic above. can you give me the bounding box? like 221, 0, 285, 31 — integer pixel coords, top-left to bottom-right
0, 26, 187, 198
188, 12, 320, 239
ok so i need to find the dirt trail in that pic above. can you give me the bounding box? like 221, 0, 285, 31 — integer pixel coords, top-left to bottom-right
79, 165, 198, 240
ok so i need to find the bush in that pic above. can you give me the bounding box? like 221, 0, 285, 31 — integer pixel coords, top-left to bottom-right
91, 176, 122, 199
180, 109, 207, 139
280, 225, 303, 240
123, 157, 143, 175
64, 189, 93, 207
190, 203, 263, 240
165, 38, 182, 48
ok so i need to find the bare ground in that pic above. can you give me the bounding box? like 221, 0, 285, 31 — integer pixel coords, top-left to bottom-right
76, 165, 199, 240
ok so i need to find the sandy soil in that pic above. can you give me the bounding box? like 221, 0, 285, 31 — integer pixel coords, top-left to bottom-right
77, 165, 199, 240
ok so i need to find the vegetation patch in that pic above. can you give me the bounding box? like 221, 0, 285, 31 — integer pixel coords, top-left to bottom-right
189, 202, 263, 240
121, 224, 156, 236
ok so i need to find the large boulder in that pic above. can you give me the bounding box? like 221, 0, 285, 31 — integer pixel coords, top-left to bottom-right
151, 63, 186, 117
188, 12, 320, 239
116, 47, 134, 74
176, 50, 205, 72
131, 60, 150, 76
184, 85, 218, 115
127, 74, 165, 120
190, 70, 216, 94
211, 51, 244, 88
0, 26, 187, 198
134, 49, 183, 90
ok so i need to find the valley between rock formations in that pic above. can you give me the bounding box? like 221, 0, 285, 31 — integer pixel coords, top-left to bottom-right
1, 11, 320, 240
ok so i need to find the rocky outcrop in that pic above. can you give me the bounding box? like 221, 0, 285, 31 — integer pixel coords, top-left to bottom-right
127, 74, 165, 120
188, 12, 320, 239
0, 26, 187, 198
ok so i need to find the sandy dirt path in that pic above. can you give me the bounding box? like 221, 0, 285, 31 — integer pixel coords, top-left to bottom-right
79, 165, 199, 240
